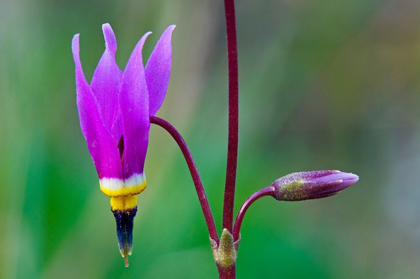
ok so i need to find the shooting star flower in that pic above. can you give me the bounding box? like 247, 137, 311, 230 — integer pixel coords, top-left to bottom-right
72, 23, 175, 266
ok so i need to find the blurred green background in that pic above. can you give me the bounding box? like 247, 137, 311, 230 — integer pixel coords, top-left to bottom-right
1, 0, 420, 278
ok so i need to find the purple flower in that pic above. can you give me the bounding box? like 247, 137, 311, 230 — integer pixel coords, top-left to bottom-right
272, 170, 359, 201
72, 23, 175, 265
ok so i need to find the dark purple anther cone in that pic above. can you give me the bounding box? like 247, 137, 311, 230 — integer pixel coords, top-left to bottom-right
272, 170, 359, 201
112, 207, 137, 266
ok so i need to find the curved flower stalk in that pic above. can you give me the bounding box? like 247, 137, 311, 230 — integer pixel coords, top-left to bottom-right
72, 23, 175, 266
232, 171, 359, 241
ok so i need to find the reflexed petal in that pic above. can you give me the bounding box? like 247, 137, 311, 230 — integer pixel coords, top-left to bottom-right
91, 23, 123, 142
145, 25, 176, 116
72, 34, 124, 184
119, 32, 151, 194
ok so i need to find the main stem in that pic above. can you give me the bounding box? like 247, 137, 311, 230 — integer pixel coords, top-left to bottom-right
222, 0, 239, 233
218, 265, 236, 279
150, 116, 219, 244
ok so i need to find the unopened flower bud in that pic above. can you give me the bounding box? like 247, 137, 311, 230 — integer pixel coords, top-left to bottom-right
272, 170, 359, 201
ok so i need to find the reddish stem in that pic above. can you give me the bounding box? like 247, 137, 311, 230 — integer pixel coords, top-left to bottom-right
217, 264, 236, 279
222, 0, 239, 233
233, 186, 276, 240
150, 116, 219, 244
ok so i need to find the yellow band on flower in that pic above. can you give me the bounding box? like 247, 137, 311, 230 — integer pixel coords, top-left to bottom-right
100, 180, 147, 197
111, 195, 138, 211
100, 173, 147, 197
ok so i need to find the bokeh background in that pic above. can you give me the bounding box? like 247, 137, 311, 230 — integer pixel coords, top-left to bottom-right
1, 0, 420, 278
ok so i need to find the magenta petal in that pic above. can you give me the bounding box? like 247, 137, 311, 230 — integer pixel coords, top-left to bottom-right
310, 172, 359, 196
145, 25, 176, 116
90, 23, 123, 142
120, 32, 152, 179
72, 34, 123, 180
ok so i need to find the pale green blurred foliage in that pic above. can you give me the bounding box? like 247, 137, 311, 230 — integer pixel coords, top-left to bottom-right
1, 0, 420, 278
